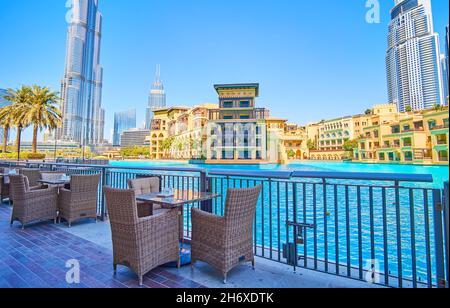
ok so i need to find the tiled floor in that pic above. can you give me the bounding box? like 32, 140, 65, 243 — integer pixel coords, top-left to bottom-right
0, 203, 204, 288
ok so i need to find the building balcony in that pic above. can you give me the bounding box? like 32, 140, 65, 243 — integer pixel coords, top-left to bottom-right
209, 108, 269, 121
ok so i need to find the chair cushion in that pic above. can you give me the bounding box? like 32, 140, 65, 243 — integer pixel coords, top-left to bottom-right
130, 177, 160, 195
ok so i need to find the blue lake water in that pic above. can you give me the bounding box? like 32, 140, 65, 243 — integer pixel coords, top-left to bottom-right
110, 160, 449, 188
109, 160, 448, 285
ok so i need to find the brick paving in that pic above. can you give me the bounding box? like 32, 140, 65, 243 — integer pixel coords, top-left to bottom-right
0, 203, 204, 288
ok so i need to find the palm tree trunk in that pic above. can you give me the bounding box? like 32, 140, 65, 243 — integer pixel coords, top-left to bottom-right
2, 125, 9, 153
15, 127, 21, 154
32, 125, 39, 154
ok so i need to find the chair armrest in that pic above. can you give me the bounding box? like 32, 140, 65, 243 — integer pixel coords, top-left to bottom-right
27, 186, 58, 198
191, 208, 225, 244
137, 209, 180, 250
30, 185, 44, 191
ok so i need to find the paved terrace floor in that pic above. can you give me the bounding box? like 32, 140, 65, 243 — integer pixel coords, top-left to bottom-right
0, 202, 379, 288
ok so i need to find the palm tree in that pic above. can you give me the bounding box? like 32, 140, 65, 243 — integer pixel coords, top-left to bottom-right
0, 105, 15, 153
21, 86, 61, 153
3, 86, 33, 155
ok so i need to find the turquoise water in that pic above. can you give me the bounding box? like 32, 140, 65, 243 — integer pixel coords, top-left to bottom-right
109, 160, 448, 285
110, 160, 449, 188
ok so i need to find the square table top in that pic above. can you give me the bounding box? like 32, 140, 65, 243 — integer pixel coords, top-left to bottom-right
37, 178, 71, 185
136, 190, 220, 208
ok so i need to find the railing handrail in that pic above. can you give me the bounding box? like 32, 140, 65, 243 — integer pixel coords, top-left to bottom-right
291, 170, 434, 183
208, 169, 293, 179
0, 160, 436, 184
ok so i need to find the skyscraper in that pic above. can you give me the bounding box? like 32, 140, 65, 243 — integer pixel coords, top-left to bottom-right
386, 0, 444, 112
145, 65, 166, 129
113, 109, 136, 146
440, 54, 449, 105
59, 0, 105, 146
445, 25, 449, 105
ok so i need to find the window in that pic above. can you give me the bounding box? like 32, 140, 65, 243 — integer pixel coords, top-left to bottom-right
223, 101, 233, 108
428, 120, 436, 130
240, 114, 250, 120
379, 153, 386, 161
223, 115, 233, 120
392, 125, 400, 134
403, 138, 412, 147
404, 151, 413, 161
240, 101, 250, 108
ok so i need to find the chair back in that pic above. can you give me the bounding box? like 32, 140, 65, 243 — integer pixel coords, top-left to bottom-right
103, 187, 138, 225
9, 175, 30, 200
128, 177, 161, 195
19, 169, 41, 187
70, 174, 101, 193
224, 185, 262, 231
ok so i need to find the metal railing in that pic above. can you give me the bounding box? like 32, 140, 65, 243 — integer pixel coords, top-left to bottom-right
0, 160, 448, 289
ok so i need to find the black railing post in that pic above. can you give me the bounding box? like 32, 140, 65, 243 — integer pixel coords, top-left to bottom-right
100, 167, 108, 220
444, 181, 449, 288
200, 170, 212, 213
433, 189, 446, 288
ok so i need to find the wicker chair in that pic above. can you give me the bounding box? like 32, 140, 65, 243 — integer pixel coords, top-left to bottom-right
9, 175, 58, 229
1, 168, 10, 203
58, 174, 101, 227
191, 185, 262, 283
103, 187, 180, 286
0, 175, 9, 203
128, 177, 162, 218
19, 169, 42, 187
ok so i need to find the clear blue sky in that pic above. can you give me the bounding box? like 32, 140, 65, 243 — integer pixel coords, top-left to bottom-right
0, 0, 448, 142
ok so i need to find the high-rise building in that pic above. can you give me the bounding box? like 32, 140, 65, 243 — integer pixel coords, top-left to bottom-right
445, 25, 449, 105
386, 0, 444, 112
440, 54, 449, 104
58, 0, 105, 146
113, 109, 136, 146
0, 89, 11, 146
145, 65, 166, 129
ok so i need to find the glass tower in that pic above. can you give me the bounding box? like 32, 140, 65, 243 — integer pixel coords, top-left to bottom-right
386, 0, 444, 112
59, 0, 105, 145
145, 65, 166, 129
113, 109, 137, 146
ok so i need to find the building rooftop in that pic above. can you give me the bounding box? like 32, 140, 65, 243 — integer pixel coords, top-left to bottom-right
214, 83, 260, 96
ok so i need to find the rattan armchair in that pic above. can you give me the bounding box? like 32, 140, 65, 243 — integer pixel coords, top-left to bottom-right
103, 187, 180, 286
9, 175, 58, 229
58, 174, 101, 227
0, 175, 9, 203
191, 185, 262, 283
0, 168, 10, 203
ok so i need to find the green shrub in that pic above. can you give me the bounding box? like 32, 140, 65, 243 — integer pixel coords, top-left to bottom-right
25, 153, 46, 160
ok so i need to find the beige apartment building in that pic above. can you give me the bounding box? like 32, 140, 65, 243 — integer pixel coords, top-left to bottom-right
149, 107, 189, 159
354, 106, 449, 165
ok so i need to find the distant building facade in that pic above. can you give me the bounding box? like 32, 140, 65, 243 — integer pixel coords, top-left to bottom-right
120, 129, 151, 148
58, 0, 105, 146
386, 0, 444, 112
207, 84, 270, 163
353, 105, 448, 165
145, 65, 166, 129
113, 109, 136, 146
